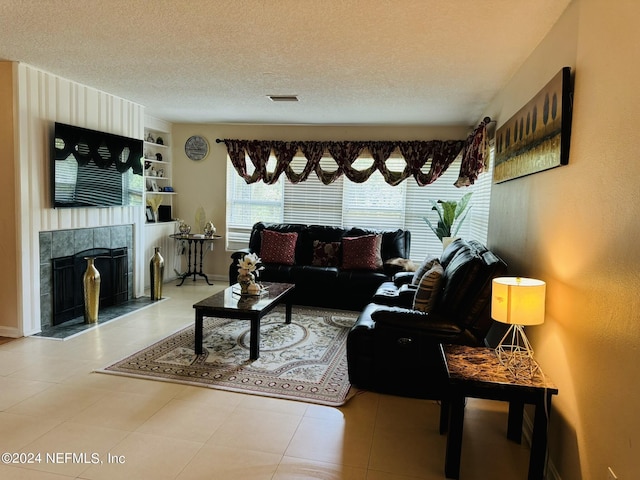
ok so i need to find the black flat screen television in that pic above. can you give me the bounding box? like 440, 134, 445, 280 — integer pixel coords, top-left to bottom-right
52, 122, 144, 208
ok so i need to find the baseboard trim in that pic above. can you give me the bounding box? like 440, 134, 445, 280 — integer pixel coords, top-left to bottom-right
0, 325, 22, 338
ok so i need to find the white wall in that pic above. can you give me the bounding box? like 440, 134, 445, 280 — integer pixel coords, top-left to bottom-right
11, 63, 146, 336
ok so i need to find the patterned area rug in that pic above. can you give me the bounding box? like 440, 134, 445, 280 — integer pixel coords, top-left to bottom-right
97, 307, 357, 406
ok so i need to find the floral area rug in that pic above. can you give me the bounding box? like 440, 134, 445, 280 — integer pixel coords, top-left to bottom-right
97, 307, 357, 406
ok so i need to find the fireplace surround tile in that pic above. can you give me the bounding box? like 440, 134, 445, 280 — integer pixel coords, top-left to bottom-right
51, 230, 75, 258
73, 229, 94, 253
39, 225, 134, 331
94, 227, 111, 249
39, 231, 52, 264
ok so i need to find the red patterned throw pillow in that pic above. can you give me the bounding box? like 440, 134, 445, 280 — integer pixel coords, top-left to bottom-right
312, 240, 341, 267
260, 230, 298, 265
341, 234, 383, 270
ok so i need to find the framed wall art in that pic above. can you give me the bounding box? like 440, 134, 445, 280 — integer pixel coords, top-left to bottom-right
494, 67, 573, 183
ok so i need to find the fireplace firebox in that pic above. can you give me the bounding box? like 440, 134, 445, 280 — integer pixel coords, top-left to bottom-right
51, 247, 128, 326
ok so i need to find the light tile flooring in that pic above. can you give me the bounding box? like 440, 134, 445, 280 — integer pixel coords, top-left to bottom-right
0, 282, 531, 479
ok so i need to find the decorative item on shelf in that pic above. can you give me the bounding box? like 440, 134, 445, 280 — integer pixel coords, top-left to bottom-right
158, 205, 172, 222
145, 206, 155, 222
178, 221, 191, 235
144, 161, 151, 170
83, 257, 101, 324
156, 153, 163, 161
204, 221, 216, 237
163, 186, 174, 192
156, 136, 164, 145
150, 247, 165, 300
157, 169, 164, 177
491, 277, 546, 378
237, 252, 264, 295
423, 192, 472, 250
146, 132, 155, 143
146, 195, 162, 223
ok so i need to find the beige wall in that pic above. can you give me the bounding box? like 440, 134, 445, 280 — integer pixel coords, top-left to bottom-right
170, 124, 469, 281
0, 62, 19, 333
486, 1, 639, 478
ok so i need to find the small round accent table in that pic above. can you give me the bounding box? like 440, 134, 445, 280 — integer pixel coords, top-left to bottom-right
170, 234, 222, 286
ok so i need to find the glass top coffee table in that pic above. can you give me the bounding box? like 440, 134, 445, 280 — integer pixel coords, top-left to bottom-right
192, 282, 295, 360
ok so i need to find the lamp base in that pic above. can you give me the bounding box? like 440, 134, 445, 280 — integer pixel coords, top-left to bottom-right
495, 324, 540, 378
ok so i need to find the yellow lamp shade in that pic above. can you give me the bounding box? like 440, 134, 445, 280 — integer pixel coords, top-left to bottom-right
491, 277, 546, 326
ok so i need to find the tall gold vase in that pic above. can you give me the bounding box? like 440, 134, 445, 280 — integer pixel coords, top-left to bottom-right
83, 257, 101, 324
150, 247, 165, 300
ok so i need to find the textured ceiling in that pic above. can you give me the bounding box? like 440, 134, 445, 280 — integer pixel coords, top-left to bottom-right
0, 0, 571, 126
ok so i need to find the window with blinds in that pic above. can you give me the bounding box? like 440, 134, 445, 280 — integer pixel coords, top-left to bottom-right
283, 154, 344, 226
225, 147, 493, 260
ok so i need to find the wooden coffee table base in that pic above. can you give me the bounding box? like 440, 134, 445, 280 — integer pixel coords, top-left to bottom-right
193, 282, 295, 360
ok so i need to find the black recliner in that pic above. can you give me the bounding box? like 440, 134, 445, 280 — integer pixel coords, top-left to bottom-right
346, 238, 507, 398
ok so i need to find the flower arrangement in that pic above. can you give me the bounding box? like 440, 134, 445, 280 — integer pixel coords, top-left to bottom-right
423, 192, 473, 241
237, 253, 264, 294
238, 253, 263, 276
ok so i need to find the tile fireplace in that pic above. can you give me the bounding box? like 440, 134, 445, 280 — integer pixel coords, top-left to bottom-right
39, 225, 134, 330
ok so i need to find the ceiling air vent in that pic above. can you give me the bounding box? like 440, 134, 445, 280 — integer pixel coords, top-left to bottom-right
268, 95, 299, 102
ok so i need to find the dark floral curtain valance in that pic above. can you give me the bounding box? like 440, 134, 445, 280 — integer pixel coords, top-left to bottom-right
220, 118, 490, 187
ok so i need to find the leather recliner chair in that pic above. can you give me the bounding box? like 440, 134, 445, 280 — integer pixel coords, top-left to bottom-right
346, 238, 507, 398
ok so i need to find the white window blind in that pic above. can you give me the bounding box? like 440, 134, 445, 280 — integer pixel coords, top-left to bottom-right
283, 154, 343, 226
342, 153, 407, 230
466, 144, 494, 242
226, 159, 284, 251
225, 147, 493, 261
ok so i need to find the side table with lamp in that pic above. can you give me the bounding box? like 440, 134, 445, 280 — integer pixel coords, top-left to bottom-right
440, 277, 558, 480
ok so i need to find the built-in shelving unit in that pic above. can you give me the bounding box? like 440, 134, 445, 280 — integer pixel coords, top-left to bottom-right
143, 120, 176, 219
143, 115, 178, 288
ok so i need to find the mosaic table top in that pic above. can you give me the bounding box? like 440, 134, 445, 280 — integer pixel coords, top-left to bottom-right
443, 344, 558, 392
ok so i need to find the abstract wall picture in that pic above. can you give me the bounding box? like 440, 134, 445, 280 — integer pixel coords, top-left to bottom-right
494, 67, 573, 183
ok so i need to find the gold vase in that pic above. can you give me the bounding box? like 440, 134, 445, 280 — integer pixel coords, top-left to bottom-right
83, 257, 101, 324
150, 246, 165, 300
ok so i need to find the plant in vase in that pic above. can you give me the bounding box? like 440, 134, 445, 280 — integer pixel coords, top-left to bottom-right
146, 195, 163, 223
237, 253, 264, 295
423, 192, 472, 248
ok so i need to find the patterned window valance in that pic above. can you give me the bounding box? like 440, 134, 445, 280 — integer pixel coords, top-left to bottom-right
219, 118, 490, 187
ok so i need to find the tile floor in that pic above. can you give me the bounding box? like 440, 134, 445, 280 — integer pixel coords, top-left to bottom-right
0, 281, 531, 479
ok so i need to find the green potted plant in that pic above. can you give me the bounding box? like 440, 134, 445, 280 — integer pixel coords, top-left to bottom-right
423, 192, 473, 246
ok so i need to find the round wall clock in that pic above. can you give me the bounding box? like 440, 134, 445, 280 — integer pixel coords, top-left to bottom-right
184, 135, 209, 161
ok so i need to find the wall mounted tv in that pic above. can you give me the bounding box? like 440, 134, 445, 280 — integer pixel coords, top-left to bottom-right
52, 122, 144, 208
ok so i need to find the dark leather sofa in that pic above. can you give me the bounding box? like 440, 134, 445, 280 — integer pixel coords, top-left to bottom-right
346, 238, 507, 398
229, 222, 411, 311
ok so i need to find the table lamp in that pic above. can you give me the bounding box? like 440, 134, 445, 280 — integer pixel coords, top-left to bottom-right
491, 277, 546, 377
